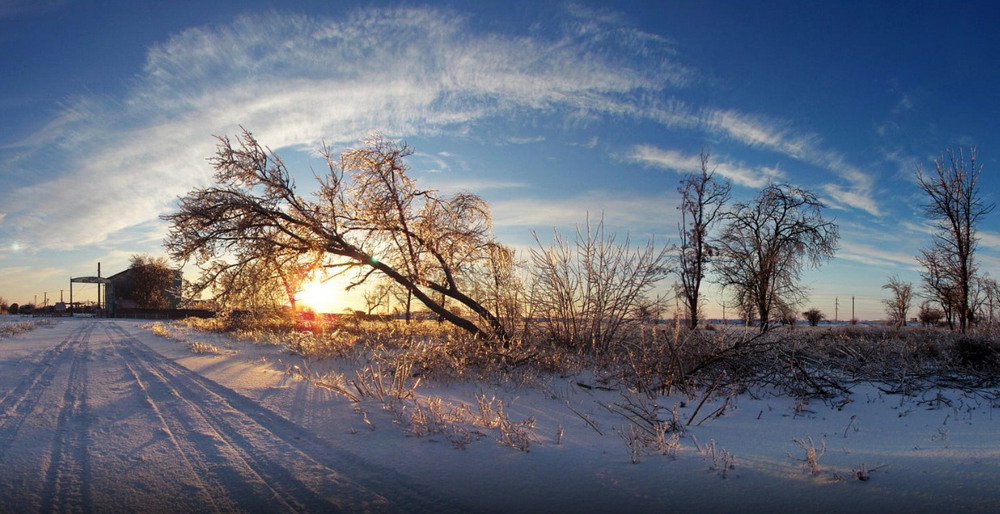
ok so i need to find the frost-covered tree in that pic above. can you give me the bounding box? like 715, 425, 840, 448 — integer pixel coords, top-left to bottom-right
915, 147, 995, 332
529, 217, 670, 351
881, 275, 913, 328
918, 301, 944, 327
802, 308, 825, 327
164, 129, 511, 342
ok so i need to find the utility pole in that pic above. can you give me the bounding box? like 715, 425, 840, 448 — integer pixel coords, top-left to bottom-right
852, 296, 855, 323
835, 297, 839, 322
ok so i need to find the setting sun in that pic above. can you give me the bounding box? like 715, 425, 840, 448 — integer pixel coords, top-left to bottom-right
294, 274, 363, 314
295, 277, 339, 313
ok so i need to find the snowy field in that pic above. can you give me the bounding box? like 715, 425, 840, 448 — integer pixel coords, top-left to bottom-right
1, 317, 999, 512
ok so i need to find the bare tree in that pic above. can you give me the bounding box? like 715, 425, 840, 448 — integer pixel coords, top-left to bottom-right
978, 277, 1000, 332
164, 129, 510, 342
917, 300, 944, 327
881, 275, 913, 328
677, 150, 731, 329
529, 216, 670, 352
915, 147, 995, 332
361, 278, 394, 316
467, 242, 527, 338
713, 184, 839, 332
917, 245, 959, 329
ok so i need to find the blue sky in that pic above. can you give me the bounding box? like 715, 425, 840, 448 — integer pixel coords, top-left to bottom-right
2, 0, 999, 319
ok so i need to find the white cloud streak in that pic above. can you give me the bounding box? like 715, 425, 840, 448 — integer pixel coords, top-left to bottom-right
0, 3, 881, 261
624, 145, 783, 188
836, 241, 918, 270
490, 190, 678, 239
698, 108, 881, 216
0, 6, 691, 251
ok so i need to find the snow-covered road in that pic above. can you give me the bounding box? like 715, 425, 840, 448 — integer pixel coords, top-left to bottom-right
0, 319, 455, 513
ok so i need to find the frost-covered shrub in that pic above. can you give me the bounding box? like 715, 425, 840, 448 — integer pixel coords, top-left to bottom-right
0, 321, 38, 338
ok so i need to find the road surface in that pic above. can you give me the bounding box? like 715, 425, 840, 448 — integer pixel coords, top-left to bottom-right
0, 319, 457, 513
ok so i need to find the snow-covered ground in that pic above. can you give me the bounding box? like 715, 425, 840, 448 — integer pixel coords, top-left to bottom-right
2, 317, 999, 512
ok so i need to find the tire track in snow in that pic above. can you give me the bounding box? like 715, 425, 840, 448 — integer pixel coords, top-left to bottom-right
105, 322, 468, 514
106, 323, 362, 513
0, 322, 93, 464
39, 325, 93, 513
103, 323, 241, 513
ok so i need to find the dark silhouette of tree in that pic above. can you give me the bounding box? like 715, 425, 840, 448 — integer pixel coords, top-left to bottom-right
677, 150, 730, 329
713, 184, 839, 332
802, 308, 825, 327
118, 255, 179, 309
917, 246, 959, 329
164, 129, 510, 342
917, 301, 944, 327
915, 147, 995, 333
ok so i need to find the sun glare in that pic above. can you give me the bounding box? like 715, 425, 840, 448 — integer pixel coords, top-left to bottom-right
294, 272, 371, 314
294, 276, 342, 314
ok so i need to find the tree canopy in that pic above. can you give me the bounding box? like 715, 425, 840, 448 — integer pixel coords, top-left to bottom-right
713, 184, 839, 331
117, 255, 179, 309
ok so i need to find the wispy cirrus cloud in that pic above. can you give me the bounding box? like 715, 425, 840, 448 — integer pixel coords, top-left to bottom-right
701, 109, 817, 159
977, 230, 1000, 249
694, 108, 882, 216
624, 145, 783, 188
491, 190, 679, 238
0, 6, 692, 252
836, 241, 918, 269
0, 2, 884, 262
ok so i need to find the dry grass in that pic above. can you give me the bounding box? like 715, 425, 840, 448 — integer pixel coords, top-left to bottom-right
145, 321, 174, 338
188, 341, 224, 355
0, 320, 42, 338
790, 436, 826, 476
184, 310, 1000, 456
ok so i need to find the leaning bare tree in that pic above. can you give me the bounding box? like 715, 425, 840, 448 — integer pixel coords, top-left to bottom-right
882, 274, 913, 328
164, 129, 511, 342
713, 184, 839, 332
677, 150, 731, 329
915, 147, 995, 333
